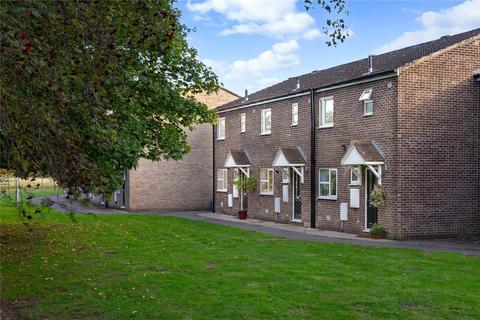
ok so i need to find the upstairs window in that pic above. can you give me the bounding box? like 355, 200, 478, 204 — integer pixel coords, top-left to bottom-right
319, 168, 337, 199
291, 103, 298, 126
240, 113, 246, 133
320, 97, 334, 128
260, 168, 274, 195
359, 88, 374, 116
261, 108, 271, 135
216, 169, 227, 192
217, 117, 225, 140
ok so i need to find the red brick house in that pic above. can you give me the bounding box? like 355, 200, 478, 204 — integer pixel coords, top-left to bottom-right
98, 88, 239, 211
214, 29, 480, 239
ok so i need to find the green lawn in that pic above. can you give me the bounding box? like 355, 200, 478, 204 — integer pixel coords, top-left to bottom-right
1, 198, 479, 319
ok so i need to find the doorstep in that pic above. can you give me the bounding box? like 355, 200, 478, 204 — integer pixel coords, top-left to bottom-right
198, 212, 392, 242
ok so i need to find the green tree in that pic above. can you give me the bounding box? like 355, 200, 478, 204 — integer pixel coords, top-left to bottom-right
0, 0, 219, 196
305, 0, 349, 46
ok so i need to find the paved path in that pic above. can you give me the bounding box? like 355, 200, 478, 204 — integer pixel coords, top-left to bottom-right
32, 196, 480, 256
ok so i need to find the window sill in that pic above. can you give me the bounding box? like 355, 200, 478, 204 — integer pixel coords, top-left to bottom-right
260, 133, 271, 136
318, 196, 337, 200
349, 183, 361, 186
362, 113, 373, 117
216, 190, 227, 193
217, 138, 225, 141
318, 124, 333, 129
260, 193, 274, 196
240, 131, 245, 134
291, 124, 298, 127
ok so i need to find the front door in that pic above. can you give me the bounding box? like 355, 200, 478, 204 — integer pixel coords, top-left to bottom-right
366, 169, 378, 229
292, 169, 301, 221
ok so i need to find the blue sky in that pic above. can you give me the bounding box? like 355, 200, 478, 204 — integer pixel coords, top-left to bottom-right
178, 0, 480, 95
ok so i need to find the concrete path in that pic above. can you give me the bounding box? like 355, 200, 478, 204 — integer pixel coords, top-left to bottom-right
32, 196, 480, 256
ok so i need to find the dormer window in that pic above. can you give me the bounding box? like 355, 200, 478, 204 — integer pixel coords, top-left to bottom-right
359, 88, 374, 116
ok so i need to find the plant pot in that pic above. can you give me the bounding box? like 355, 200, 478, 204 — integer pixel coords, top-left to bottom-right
238, 211, 248, 220
370, 232, 386, 239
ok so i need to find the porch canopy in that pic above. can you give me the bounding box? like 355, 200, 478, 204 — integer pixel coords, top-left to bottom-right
272, 147, 306, 182
341, 140, 384, 183
224, 150, 251, 176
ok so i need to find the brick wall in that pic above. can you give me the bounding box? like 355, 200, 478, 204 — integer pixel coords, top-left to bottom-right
396, 37, 480, 238
127, 88, 239, 211
214, 93, 312, 226
314, 78, 398, 235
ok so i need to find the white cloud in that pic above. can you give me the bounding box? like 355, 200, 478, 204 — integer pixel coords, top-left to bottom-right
375, 0, 480, 54
202, 40, 300, 92
225, 40, 300, 80
187, 0, 321, 40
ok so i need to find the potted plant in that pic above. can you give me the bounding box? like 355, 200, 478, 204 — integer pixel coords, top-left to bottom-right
232, 176, 257, 219
370, 223, 387, 239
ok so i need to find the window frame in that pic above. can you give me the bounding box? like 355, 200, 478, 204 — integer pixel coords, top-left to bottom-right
260, 168, 274, 195
350, 167, 361, 185
217, 117, 226, 140
240, 113, 246, 133
319, 97, 334, 128
216, 168, 227, 192
318, 168, 337, 200
363, 99, 374, 116
260, 108, 272, 135
291, 103, 298, 126
282, 168, 290, 183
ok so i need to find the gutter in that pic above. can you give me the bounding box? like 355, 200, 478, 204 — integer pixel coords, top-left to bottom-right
309, 89, 316, 228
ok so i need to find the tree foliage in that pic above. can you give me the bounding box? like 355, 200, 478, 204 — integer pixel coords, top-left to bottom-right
304, 0, 349, 46
0, 0, 219, 195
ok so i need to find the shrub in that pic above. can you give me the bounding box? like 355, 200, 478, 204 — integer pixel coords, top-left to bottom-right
370, 185, 385, 208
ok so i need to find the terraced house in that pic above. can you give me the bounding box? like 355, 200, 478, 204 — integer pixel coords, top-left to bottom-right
214, 28, 480, 239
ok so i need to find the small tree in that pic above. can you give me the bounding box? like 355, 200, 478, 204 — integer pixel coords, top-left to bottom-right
233, 176, 257, 212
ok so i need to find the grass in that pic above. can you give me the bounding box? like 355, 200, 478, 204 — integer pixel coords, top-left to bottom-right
1, 197, 479, 319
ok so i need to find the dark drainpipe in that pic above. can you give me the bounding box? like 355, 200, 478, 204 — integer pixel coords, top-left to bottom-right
212, 124, 216, 212
310, 89, 316, 228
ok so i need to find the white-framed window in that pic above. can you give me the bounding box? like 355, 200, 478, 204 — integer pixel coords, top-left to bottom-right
320, 97, 334, 128
233, 168, 239, 198
359, 89, 373, 116
291, 103, 298, 126
260, 108, 271, 135
260, 168, 274, 195
364, 100, 374, 115
282, 168, 290, 183
319, 168, 337, 199
350, 167, 361, 185
216, 168, 227, 192
240, 113, 246, 133
217, 117, 225, 140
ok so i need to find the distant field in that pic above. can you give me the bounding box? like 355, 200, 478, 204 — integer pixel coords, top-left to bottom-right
0, 176, 62, 198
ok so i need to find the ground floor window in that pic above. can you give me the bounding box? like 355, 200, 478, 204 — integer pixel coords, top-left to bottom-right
350, 167, 361, 185
217, 169, 227, 192
319, 168, 337, 199
282, 168, 290, 183
260, 168, 274, 195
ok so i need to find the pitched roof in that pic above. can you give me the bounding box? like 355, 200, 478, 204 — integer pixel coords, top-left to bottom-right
272, 147, 306, 167
220, 28, 480, 111
225, 150, 251, 167
341, 141, 384, 165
